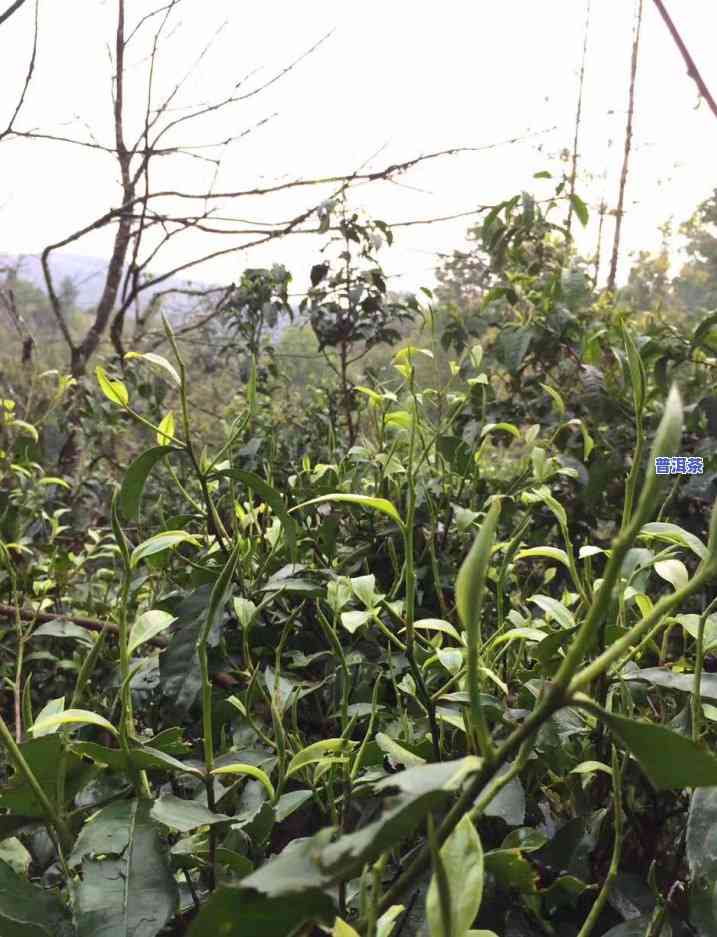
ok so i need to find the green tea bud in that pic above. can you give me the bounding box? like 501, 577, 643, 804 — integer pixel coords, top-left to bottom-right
633, 385, 683, 529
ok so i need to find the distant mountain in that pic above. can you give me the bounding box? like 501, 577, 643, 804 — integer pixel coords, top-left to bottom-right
0, 251, 295, 343
0, 251, 217, 315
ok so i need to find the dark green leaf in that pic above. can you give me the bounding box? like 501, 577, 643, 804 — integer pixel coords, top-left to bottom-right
602, 711, 717, 789
495, 328, 533, 374
73, 799, 178, 937
118, 446, 175, 521
150, 794, 231, 832
211, 469, 298, 561
686, 786, 717, 935
32, 620, 95, 647
159, 585, 215, 712
0, 859, 72, 937
626, 667, 717, 703
0, 735, 95, 818
187, 884, 334, 937
484, 849, 538, 892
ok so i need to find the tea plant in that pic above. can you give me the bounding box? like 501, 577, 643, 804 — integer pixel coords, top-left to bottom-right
2, 302, 717, 937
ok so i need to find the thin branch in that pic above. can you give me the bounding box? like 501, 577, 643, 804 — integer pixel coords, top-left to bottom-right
566, 0, 592, 239
148, 28, 335, 149
0, 603, 237, 688
607, 0, 643, 293
0, 0, 38, 141
125, 0, 183, 46
123, 131, 559, 205
0, 0, 28, 26
651, 0, 717, 121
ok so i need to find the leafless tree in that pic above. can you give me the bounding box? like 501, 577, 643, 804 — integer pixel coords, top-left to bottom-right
6, 1, 548, 381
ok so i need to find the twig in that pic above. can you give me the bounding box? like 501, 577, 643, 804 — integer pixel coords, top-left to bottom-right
607, 0, 643, 293
0, 603, 238, 688
651, 0, 717, 121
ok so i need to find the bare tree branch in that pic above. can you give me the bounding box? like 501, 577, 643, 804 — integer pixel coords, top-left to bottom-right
607, 0, 643, 293
0, 0, 38, 141
148, 28, 335, 150
566, 0, 592, 239
651, 0, 717, 122
0, 0, 28, 26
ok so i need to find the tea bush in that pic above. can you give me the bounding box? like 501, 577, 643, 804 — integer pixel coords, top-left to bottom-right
3, 198, 717, 937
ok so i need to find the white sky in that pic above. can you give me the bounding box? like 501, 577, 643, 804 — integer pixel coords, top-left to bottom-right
1, 0, 717, 295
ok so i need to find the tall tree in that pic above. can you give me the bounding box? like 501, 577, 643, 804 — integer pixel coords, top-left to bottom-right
674, 189, 717, 317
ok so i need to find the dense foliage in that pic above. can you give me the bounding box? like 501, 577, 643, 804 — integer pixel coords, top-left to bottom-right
3, 185, 717, 937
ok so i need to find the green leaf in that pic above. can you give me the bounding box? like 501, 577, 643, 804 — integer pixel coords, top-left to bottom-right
426, 814, 484, 937
456, 501, 501, 637
622, 325, 647, 416
73, 799, 178, 937
96, 366, 129, 407
692, 311, 717, 353
410, 618, 463, 643
455, 500, 501, 740
150, 794, 232, 832
376, 906, 406, 937
528, 595, 575, 629
212, 469, 299, 562
159, 585, 215, 713
570, 760, 613, 776
124, 351, 181, 387
600, 918, 662, 937
637, 385, 683, 522
601, 711, 717, 789
286, 739, 357, 778
118, 446, 175, 521
9, 419, 39, 443
686, 786, 717, 935
376, 733, 427, 768
70, 800, 139, 866
0, 838, 31, 875
484, 848, 538, 892
638, 521, 707, 560
333, 919, 360, 937
570, 193, 589, 226
480, 422, 521, 439
291, 493, 403, 527
676, 614, 717, 653
320, 758, 481, 881
480, 770, 525, 826
274, 790, 312, 823
186, 882, 335, 937
495, 328, 533, 374
0, 735, 95, 818
0, 859, 72, 937
515, 546, 570, 568
626, 666, 717, 703
31, 696, 66, 737
128, 610, 176, 655
128, 745, 204, 778
489, 628, 547, 648
33, 619, 95, 647
198, 535, 244, 649
540, 383, 566, 415
340, 609, 372, 634
30, 707, 118, 738
130, 530, 201, 567
156, 411, 176, 446
654, 558, 689, 591
212, 763, 276, 801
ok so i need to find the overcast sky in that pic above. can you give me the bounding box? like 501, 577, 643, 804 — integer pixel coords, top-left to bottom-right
1, 0, 716, 295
